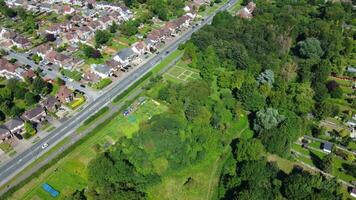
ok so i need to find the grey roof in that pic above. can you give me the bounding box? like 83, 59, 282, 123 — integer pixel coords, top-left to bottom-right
23, 106, 45, 119
323, 142, 333, 151
347, 67, 356, 73
92, 64, 112, 75
116, 48, 135, 61
0, 125, 9, 135
42, 96, 59, 109
5, 117, 24, 130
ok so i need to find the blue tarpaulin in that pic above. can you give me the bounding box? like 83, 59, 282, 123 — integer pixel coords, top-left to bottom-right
42, 183, 59, 197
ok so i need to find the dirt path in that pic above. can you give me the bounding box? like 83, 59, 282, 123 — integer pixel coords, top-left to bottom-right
205, 126, 249, 200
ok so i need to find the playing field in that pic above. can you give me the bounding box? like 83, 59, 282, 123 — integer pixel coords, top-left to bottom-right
9, 98, 167, 200
164, 61, 200, 83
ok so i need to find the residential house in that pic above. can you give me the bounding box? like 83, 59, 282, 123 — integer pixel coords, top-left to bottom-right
46, 24, 61, 35
54, 53, 72, 69
5, 117, 24, 135
56, 85, 74, 103
41, 96, 60, 112
106, 59, 121, 71
0, 59, 22, 79
87, 20, 102, 31
237, 2, 256, 19
322, 142, 333, 154
63, 5, 75, 15
113, 48, 136, 67
12, 36, 31, 49
0, 126, 11, 143
351, 188, 356, 198
21, 69, 36, 79
193, 0, 210, 7
22, 106, 47, 124
98, 15, 113, 29
76, 26, 92, 42
91, 64, 113, 78
131, 41, 148, 55
33, 44, 52, 58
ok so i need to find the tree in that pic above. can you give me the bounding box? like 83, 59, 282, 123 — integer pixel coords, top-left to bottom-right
10, 106, 23, 117
235, 83, 265, 112
94, 30, 111, 47
119, 20, 139, 36
32, 77, 50, 95
234, 139, 265, 162
253, 108, 284, 133
109, 21, 119, 33
0, 110, 5, 121
320, 153, 333, 173
24, 92, 38, 105
24, 122, 36, 136
45, 34, 56, 42
342, 163, 356, 177
82, 45, 102, 59
297, 38, 324, 60
326, 80, 343, 98
257, 69, 274, 86
288, 83, 315, 115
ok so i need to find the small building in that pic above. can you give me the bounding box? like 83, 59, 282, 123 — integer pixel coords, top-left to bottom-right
56, 85, 74, 103
113, 48, 136, 67
131, 41, 148, 55
22, 106, 47, 124
0, 126, 11, 143
41, 96, 60, 112
5, 117, 24, 135
91, 64, 113, 78
350, 188, 356, 198
322, 142, 333, 154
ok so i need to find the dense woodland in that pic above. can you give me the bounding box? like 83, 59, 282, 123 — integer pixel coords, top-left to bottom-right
70, 1, 355, 200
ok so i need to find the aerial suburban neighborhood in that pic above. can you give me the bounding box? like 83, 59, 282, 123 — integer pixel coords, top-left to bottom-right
0, 0, 355, 199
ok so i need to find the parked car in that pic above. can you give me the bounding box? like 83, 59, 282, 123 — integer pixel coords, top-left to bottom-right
41, 143, 49, 149
80, 84, 86, 88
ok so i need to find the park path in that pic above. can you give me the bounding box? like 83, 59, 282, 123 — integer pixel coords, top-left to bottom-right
205, 126, 249, 200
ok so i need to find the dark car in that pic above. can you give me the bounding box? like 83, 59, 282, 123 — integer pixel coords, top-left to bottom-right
112, 74, 118, 78
80, 84, 86, 88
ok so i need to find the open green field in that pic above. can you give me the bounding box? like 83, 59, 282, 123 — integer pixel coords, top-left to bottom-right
164, 60, 200, 83
146, 113, 251, 200
8, 99, 167, 200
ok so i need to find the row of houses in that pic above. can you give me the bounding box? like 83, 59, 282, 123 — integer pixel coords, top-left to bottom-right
0, 29, 31, 49
0, 85, 74, 143
112, 13, 196, 69
0, 58, 36, 80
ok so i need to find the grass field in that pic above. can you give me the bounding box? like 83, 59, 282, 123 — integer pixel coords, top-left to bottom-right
164, 60, 200, 83
8, 99, 167, 200
146, 114, 251, 200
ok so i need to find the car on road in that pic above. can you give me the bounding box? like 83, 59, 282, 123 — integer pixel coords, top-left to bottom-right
41, 143, 49, 149
47, 68, 53, 71
80, 84, 86, 88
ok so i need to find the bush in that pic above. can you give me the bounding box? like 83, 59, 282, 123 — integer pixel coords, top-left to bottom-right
83, 106, 109, 126
113, 72, 152, 103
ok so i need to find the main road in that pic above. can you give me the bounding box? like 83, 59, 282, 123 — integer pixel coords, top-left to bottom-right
0, 0, 237, 189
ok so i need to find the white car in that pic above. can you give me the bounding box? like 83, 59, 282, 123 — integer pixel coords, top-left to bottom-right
41, 143, 49, 149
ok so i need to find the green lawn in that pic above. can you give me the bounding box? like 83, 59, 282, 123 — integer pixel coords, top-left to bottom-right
60, 69, 82, 81
92, 78, 112, 90
67, 96, 86, 110
0, 143, 13, 153
8, 99, 167, 200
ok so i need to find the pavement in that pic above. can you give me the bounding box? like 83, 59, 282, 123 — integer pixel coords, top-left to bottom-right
0, 0, 238, 191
